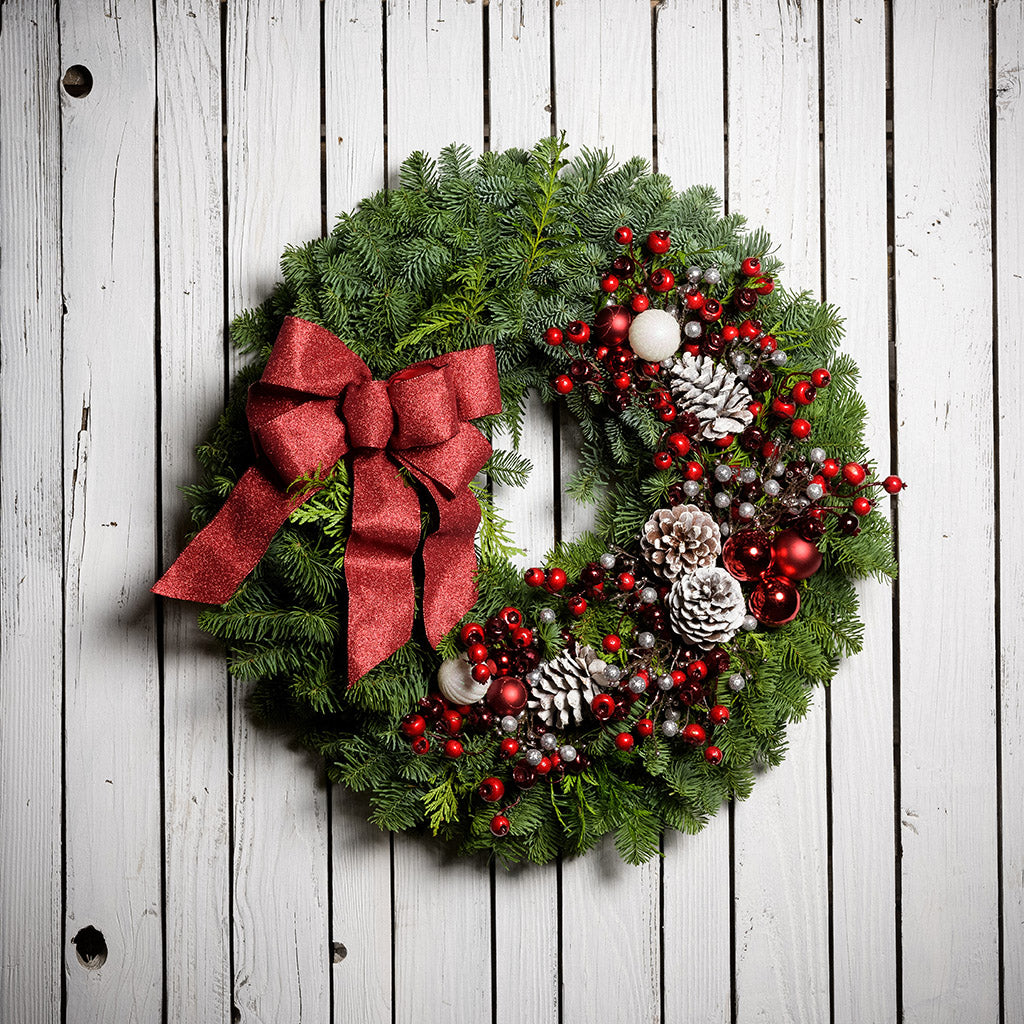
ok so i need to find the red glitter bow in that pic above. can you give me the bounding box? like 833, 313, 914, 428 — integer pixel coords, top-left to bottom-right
153, 316, 502, 683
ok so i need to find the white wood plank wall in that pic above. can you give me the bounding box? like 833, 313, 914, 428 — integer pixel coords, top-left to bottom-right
0, 2, 1018, 1021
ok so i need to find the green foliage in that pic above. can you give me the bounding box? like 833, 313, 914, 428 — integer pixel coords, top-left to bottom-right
172, 138, 896, 866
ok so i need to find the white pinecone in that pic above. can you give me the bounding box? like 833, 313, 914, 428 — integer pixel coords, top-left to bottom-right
667, 566, 747, 648
640, 503, 721, 581
667, 352, 754, 441
527, 645, 608, 729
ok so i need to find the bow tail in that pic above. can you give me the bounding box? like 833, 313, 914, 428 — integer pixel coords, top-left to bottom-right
418, 478, 483, 648
343, 452, 423, 683
153, 466, 309, 603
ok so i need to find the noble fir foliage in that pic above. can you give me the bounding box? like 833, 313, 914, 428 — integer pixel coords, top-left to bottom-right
182, 138, 897, 865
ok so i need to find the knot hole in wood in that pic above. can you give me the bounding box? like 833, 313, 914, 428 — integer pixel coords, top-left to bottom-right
71, 925, 106, 969
61, 66, 93, 98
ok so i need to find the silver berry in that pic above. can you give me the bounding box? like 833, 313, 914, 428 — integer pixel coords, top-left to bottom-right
809, 447, 826, 464
769, 350, 788, 366
739, 467, 757, 484
737, 502, 755, 519
713, 492, 732, 509
728, 673, 746, 692
764, 479, 782, 497
714, 464, 733, 483
628, 675, 647, 694
539, 607, 556, 624
703, 267, 721, 285
526, 669, 542, 684
683, 320, 703, 339
637, 631, 656, 649
539, 732, 558, 751
559, 744, 577, 762
682, 480, 701, 497
806, 482, 824, 500
661, 720, 680, 738
600, 552, 617, 570
664, 707, 681, 722
720, 522, 731, 538
501, 715, 519, 733
525, 748, 544, 766
773, 461, 787, 476
657, 673, 674, 691
741, 614, 758, 632
640, 587, 658, 604
603, 664, 623, 683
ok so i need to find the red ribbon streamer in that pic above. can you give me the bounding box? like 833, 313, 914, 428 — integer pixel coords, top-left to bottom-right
153, 316, 502, 684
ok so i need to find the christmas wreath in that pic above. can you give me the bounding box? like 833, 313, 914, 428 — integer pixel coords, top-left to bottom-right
157, 138, 900, 865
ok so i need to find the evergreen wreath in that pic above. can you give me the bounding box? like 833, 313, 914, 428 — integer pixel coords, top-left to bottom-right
159, 138, 900, 865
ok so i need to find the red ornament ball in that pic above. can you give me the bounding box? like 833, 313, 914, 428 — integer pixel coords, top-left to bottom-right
704, 746, 724, 765
852, 496, 873, 516
811, 367, 831, 388
647, 230, 671, 254
652, 451, 673, 470
792, 380, 817, 405
602, 633, 622, 653
770, 528, 822, 580
567, 594, 587, 617
614, 732, 635, 751
616, 572, 635, 591
460, 621, 484, 646
749, 575, 801, 626
682, 723, 706, 745
821, 458, 840, 479
666, 432, 691, 457
489, 814, 511, 837
649, 268, 675, 293
444, 739, 464, 759
485, 677, 528, 717
882, 475, 905, 494
553, 374, 573, 395
614, 225, 633, 245
722, 530, 773, 581
709, 704, 730, 725
594, 304, 633, 346
842, 462, 866, 485
543, 326, 564, 346
441, 709, 463, 735
534, 756, 552, 775
479, 777, 505, 802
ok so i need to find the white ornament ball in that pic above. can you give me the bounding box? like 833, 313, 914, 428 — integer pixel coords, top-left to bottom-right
627, 308, 681, 362
436, 656, 489, 706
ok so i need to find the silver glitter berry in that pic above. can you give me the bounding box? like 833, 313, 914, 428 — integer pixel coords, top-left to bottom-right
539, 607, 556, 624
713, 492, 732, 509
764, 479, 782, 497
526, 669, 542, 684
600, 552, 617, 570
738, 502, 755, 519
661, 720, 680, 738
741, 614, 758, 632
637, 631, 656, 649
525, 748, 544, 766
736, 364, 752, 380
687, 266, 703, 283
640, 587, 658, 604
604, 664, 623, 683
664, 708, 681, 722
559, 744, 577, 762
728, 673, 746, 692
683, 320, 703, 339
657, 673, 674, 691
809, 447, 826, 464
739, 467, 757, 484
682, 480, 701, 497
806, 482, 824, 500
703, 267, 722, 285
769, 349, 788, 366
720, 522, 731, 537
731, 352, 747, 368
628, 675, 647, 694
714, 464, 733, 483
501, 715, 519, 733
539, 732, 558, 751
773, 461, 787, 477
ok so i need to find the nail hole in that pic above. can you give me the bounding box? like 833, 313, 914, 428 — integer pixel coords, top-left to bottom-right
62, 65, 93, 98
331, 941, 347, 963
72, 926, 107, 969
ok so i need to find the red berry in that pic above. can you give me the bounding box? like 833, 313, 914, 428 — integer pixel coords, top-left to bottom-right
704, 745, 723, 765
652, 451, 673, 470
553, 375, 573, 395
534, 756, 552, 775
853, 496, 873, 516
546, 567, 567, 592
500, 606, 522, 628
442, 709, 463, 735
650, 268, 676, 293
613, 372, 632, 391
666, 432, 691, 457
882, 475, 905, 494
762, 440, 781, 460
749, 401, 763, 416
759, 335, 778, 353
460, 622, 484, 646
721, 324, 739, 341
411, 736, 430, 755
687, 660, 708, 682
401, 713, 427, 738
490, 814, 511, 837
647, 230, 671, 254
568, 594, 587, 617
631, 293, 650, 312
685, 291, 705, 310
842, 462, 866, 485
601, 274, 620, 293
671, 669, 687, 688
544, 326, 564, 346
479, 777, 505, 802
684, 461, 704, 480
591, 693, 617, 720
641, 361, 661, 377
709, 704, 730, 725
614, 732, 635, 751
510, 626, 534, 649
500, 738, 520, 758
658, 406, 678, 422
566, 321, 590, 344
792, 380, 817, 405
614, 225, 633, 245
822, 458, 840, 478
714, 434, 734, 449
471, 663, 492, 682
637, 718, 654, 738
755, 275, 775, 295
772, 397, 797, 419
616, 572, 635, 591
739, 319, 759, 339
602, 633, 622, 653
467, 643, 488, 664
791, 418, 811, 439
444, 739, 464, 759
811, 368, 831, 388
741, 256, 762, 277
682, 723, 706, 745
524, 567, 546, 587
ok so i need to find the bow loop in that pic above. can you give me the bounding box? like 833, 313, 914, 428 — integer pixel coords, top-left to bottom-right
388, 365, 461, 449
341, 379, 394, 450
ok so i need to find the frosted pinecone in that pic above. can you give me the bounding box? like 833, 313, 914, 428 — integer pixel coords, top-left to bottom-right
667, 352, 754, 441
527, 645, 608, 729
640, 503, 721, 581
667, 566, 747, 648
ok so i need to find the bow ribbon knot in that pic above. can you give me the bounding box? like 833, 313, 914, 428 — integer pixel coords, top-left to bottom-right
153, 316, 502, 684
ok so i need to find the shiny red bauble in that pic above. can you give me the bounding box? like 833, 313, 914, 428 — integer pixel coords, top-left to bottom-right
467, 642, 488, 663
444, 739, 464, 759
882, 475, 905, 494
614, 225, 633, 245
441, 709, 463, 735
614, 732, 635, 751
682, 723, 706, 745
511, 762, 536, 788
479, 777, 505, 802
811, 367, 831, 388
709, 704, 730, 725
647, 230, 671, 254
591, 693, 617, 720
704, 746, 723, 765
594, 303, 633, 346
722, 530, 773, 582
485, 677, 528, 717
543, 326, 563, 346
821, 458, 840, 478
771, 529, 823, 580
534, 756, 552, 775
852, 496, 873, 516
489, 814, 511, 837
666, 432, 691, 457
617, 572, 635, 591
567, 594, 587, 617
792, 380, 817, 405
649, 268, 675, 292
842, 462, 866, 485
652, 451, 673, 470
401, 713, 427, 738
749, 575, 801, 626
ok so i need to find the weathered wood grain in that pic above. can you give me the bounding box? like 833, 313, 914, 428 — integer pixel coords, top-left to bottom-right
893, 2, 999, 1021
726, 2, 831, 1021
225, 2, 331, 1020
997, 2, 1024, 1018
323, 6, 394, 1023
383, 4, 492, 1020
58, 3, 163, 1021
155, 1, 231, 1020
488, 3, 561, 1022
0, 4, 64, 1022
821, 3, 898, 1021
654, 3, 733, 1020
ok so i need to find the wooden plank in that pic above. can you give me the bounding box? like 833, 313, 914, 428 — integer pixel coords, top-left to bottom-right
654, 3, 732, 1021
726, 2, 830, 1021
322, 6, 393, 1024
552, 5, 661, 1023
0, 4, 63, 1022
383, 4, 492, 1021
821, 3, 897, 1022
224, 3, 331, 1020
892, 2, 999, 1021
154, 1, 231, 1020
58, 2, 164, 1020
488, 4, 561, 1023
997, 2, 1024, 1018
